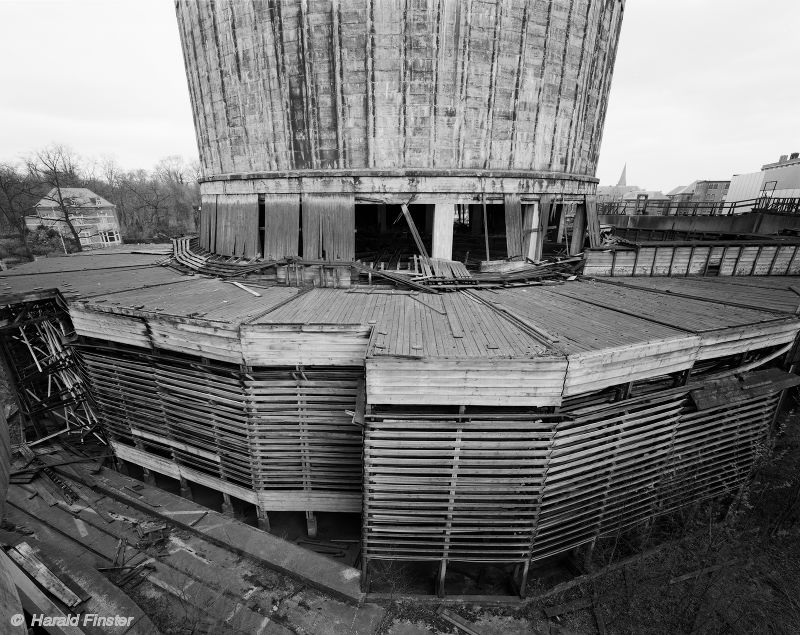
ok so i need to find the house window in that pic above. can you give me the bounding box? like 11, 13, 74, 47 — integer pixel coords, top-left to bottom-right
100, 230, 121, 243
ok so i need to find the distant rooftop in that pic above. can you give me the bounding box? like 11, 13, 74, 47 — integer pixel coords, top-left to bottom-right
34, 187, 115, 210
762, 152, 800, 170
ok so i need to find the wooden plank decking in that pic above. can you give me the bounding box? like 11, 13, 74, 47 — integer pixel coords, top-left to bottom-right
57, 271, 800, 407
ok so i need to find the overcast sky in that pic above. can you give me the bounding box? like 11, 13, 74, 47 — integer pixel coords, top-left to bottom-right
0, 0, 797, 192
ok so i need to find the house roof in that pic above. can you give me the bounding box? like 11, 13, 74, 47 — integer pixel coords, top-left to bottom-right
667, 181, 698, 197
34, 188, 115, 210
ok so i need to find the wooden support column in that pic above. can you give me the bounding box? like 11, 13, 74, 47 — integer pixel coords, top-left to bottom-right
256, 507, 271, 532
570, 201, 588, 256
133, 439, 157, 486
431, 203, 455, 260
526, 195, 552, 262
142, 468, 156, 487
521, 202, 540, 261
585, 195, 601, 248
538, 198, 550, 260
222, 492, 234, 517
179, 475, 193, 501
306, 511, 318, 538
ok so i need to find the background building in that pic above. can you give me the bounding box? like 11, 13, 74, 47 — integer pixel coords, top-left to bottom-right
725, 153, 800, 213
27, 187, 122, 249
665, 179, 730, 215
668, 180, 730, 204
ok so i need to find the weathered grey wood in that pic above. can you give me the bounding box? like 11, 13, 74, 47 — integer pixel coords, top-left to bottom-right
570, 202, 587, 256
0, 550, 81, 635
7, 542, 83, 609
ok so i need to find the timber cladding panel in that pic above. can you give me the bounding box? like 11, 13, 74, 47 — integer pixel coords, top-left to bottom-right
301, 193, 355, 260
175, 0, 624, 177
363, 376, 783, 571
208, 194, 260, 257
202, 192, 354, 261
263, 194, 301, 259
79, 343, 363, 511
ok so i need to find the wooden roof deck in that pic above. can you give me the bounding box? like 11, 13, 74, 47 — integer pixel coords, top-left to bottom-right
602, 276, 800, 314
257, 289, 552, 359
2, 252, 799, 406
1, 252, 166, 275
554, 279, 791, 331
0, 265, 188, 300
88, 277, 299, 324
478, 286, 687, 354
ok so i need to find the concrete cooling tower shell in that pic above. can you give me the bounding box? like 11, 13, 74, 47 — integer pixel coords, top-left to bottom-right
176, 0, 624, 259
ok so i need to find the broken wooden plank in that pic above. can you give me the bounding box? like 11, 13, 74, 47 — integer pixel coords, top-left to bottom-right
436, 606, 487, 635
0, 549, 81, 635
0, 549, 25, 634
116, 559, 152, 587
351, 261, 436, 293
7, 542, 84, 608
400, 203, 432, 267
226, 280, 262, 297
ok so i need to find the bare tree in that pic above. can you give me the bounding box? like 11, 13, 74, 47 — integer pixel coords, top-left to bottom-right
26, 145, 85, 251
0, 164, 37, 260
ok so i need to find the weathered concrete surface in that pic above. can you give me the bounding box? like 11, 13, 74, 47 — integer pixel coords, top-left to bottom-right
176, 1, 625, 178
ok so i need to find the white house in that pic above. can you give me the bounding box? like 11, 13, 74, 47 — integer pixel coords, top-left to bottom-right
27, 187, 122, 249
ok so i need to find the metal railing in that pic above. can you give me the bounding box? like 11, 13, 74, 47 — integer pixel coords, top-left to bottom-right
598, 196, 800, 217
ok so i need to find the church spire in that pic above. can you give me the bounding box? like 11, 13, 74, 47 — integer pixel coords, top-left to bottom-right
617, 164, 627, 187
